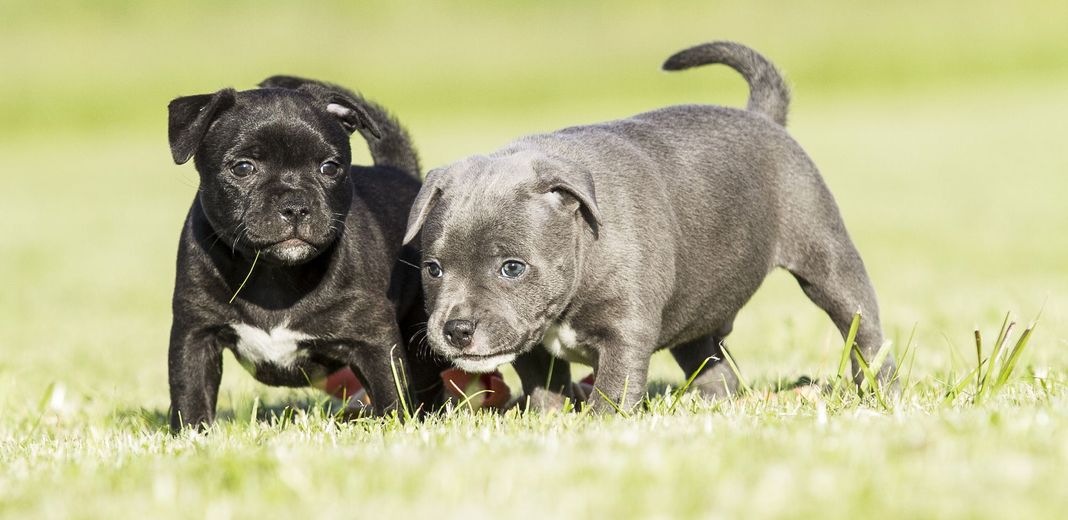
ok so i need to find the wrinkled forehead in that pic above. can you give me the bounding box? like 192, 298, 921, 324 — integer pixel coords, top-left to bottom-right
211, 93, 347, 162
424, 168, 551, 258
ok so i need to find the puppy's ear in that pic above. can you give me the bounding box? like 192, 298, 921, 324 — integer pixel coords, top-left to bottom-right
403, 168, 446, 245
325, 98, 381, 138
167, 88, 235, 164
535, 159, 603, 232
258, 75, 381, 138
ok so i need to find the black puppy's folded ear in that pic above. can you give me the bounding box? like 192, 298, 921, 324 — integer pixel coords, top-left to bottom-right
534, 158, 603, 232
259, 75, 381, 138
403, 168, 446, 245
325, 98, 381, 138
168, 88, 235, 164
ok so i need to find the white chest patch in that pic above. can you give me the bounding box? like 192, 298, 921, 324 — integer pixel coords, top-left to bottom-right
543, 322, 597, 366
230, 322, 314, 369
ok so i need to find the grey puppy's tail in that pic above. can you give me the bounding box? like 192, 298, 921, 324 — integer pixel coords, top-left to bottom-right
258, 75, 421, 177
662, 41, 790, 126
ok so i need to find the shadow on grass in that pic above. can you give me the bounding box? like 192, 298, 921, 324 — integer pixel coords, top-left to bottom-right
646, 375, 817, 397
113, 394, 352, 432
115, 375, 821, 432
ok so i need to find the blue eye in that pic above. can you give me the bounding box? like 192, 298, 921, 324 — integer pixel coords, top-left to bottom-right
500, 260, 526, 279
424, 261, 443, 278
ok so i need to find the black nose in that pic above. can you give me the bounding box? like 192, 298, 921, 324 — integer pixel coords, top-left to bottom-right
443, 319, 476, 349
279, 203, 311, 223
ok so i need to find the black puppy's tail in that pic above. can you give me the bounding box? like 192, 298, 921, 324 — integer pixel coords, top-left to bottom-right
259, 75, 421, 177
662, 41, 790, 126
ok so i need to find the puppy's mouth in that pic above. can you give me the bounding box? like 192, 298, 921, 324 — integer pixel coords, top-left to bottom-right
452, 351, 522, 373
427, 322, 541, 373
262, 238, 319, 265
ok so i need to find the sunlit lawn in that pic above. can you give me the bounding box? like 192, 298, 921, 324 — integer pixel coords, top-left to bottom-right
2, 1, 1067, 518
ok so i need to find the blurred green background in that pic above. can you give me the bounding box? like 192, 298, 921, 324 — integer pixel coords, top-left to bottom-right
3, 2, 1068, 518
2, 0, 1066, 414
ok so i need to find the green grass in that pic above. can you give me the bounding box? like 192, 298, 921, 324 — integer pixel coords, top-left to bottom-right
2, 1, 1068, 518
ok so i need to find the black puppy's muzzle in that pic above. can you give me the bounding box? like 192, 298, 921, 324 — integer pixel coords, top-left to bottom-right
277, 193, 312, 225
443, 319, 476, 349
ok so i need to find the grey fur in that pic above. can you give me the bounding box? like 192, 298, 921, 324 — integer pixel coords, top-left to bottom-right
405, 41, 895, 411
662, 41, 791, 126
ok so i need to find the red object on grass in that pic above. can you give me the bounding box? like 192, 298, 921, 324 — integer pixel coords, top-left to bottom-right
322, 367, 369, 404
320, 367, 511, 409
440, 368, 511, 409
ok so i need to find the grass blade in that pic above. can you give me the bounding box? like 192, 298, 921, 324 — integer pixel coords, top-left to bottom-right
941, 363, 984, 405
249, 396, 260, 428
978, 316, 1014, 397
593, 387, 630, 418
545, 355, 556, 390
389, 347, 412, 421
446, 379, 495, 412
973, 327, 983, 393
228, 250, 261, 304
869, 340, 894, 381
670, 355, 713, 414
993, 322, 1036, 389
835, 312, 862, 390
720, 344, 751, 395
890, 322, 918, 385
852, 344, 889, 410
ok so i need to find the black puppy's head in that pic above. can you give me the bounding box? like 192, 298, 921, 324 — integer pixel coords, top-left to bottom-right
168, 77, 380, 265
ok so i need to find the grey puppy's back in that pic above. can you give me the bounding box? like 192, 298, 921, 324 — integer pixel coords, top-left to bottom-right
495, 43, 832, 344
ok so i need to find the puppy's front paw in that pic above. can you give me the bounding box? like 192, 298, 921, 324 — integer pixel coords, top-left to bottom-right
513, 382, 589, 413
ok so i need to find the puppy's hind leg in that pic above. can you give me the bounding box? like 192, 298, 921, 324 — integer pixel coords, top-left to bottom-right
671, 333, 739, 399
783, 232, 898, 393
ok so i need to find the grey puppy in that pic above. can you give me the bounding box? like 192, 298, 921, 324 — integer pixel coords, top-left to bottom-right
403, 41, 896, 410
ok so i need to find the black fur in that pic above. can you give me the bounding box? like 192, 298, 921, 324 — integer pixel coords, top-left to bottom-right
166, 76, 446, 432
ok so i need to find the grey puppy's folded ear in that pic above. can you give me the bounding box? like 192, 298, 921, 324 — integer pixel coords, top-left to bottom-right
535, 158, 604, 232
258, 75, 381, 138
168, 88, 236, 164
403, 168, 447, 245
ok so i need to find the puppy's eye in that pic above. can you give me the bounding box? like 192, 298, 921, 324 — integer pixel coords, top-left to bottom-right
424, 260, 443, 278
231, 161, 256, 178
499, 260, 527, 279
319, 161, 341, 177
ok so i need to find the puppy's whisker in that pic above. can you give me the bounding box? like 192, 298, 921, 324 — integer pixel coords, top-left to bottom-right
208, 221, 245, 251
230, 226, 247, 255
206, 231, 223, 250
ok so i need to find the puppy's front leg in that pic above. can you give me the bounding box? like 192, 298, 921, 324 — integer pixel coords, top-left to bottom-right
345, 340, 408, 417
588, 339, 653, 413
168, 326, 224, 432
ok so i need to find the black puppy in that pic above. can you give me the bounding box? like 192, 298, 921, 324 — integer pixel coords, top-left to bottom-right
166, 76, 445, 431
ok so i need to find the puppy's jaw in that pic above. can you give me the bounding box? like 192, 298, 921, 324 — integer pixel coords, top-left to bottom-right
262, 239, 319, 265
452, 353, 517, 373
